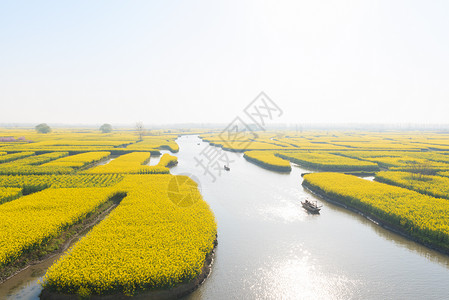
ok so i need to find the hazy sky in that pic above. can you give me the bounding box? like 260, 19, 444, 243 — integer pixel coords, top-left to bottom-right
1, 0, 449, 125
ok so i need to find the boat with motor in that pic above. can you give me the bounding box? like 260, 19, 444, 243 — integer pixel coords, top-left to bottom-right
301, 199, 322, 214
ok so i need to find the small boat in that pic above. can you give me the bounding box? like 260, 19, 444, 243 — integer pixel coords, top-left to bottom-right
224, 165, 230, 171
197, 143, 200, 145
301, 199, 322, 214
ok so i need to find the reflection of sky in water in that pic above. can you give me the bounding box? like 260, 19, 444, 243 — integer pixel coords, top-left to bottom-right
7, 279, 42, 300
255, 185, 323, 223
245, 248, 363, 300
257, 199, 307, 223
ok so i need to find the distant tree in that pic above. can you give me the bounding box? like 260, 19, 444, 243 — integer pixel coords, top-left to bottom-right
136, 122, 145, 141
35, 123, 51, 134
100, 123, 113, 133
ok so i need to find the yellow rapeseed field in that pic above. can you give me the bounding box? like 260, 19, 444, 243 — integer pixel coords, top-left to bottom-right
0, 174, 124, 189
376, 171, 449, 199
157, 153, 178, 167
0, 152, 73, 175
278, 152, 379, 172
85, 152, 169, 174
41, 151, 110, 168
0, 188, 117, 268
303, 172, 449, 251
243, 151, 291, 172
43, 175, 217, 296
0, 187, 22, 204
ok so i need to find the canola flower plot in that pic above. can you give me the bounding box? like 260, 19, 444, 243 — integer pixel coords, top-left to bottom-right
375, 171, 449, 200
0, 174, 124, 190
204, 140, 290, 152
303, 173, 449, 252
125, 136, 180, 153
43, 175, 217, 296
0, 187, 22, 204
278, 152, 380, 172
438, 171, 449, 178
49, 174, 124, 188
0, 152, 35, 164
243, 151, 291, 172
273, 138, 348, 150
85, 152, 169, 174
41, 151, 110, 168
366, 156, 449, 171
0, 187, 117, 268
157, 153, 178, 167
11, 152, 69, 166
0, 130, 181, 153
333, 151, 449, 171
0, 152, 73, 175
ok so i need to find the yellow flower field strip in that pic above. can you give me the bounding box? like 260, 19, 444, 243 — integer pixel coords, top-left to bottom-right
41, 152, 110, 168
0, 134, 177, 152
278, 152, 379, 171
200, 132, 449, 151
200, 134, 296, 151
438, 171, 449, 178
219, 141, 290, 151
407, 152, 449, 164
6, 152, 69, 166
86, 152, 150, 171
0, 187, 117, 268
125, 138, 180, 152
0, 152, 35, 164
85, 152, 169, 174
409, 143, 449, 151
2, 145, 116, 152
157, 153, 178, 167
0, 152, 74, 175
35, 140, 131, 146
332, 151, 449, 171
0, 140, 134, 152
335, 150, 449, 160
411, 139, 449, 146
244, 151, 291, 172
0, 165, 74, 175
303, 172, 449, 251
247, 138, 293, 149
0, 187, 22, 204
0, 174, 124, 189
0, 152, 6, 156
364, 151, 449, 165
375, 171, 449, 200
43, 175, 217, 295
274, 138, 351, 150
327, 141, 424, 150
366, 156, 449, 170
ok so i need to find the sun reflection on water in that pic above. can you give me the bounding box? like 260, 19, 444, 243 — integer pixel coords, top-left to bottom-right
257, 199, 306, 223
245, 250, 363, 300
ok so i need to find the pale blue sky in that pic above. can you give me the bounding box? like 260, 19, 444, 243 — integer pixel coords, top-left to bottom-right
1, 0, 448, 125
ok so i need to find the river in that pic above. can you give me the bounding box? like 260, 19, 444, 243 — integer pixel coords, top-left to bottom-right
1, 135, 449, 299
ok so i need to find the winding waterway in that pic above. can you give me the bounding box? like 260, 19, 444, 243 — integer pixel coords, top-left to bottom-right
1, 135, 449, 299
